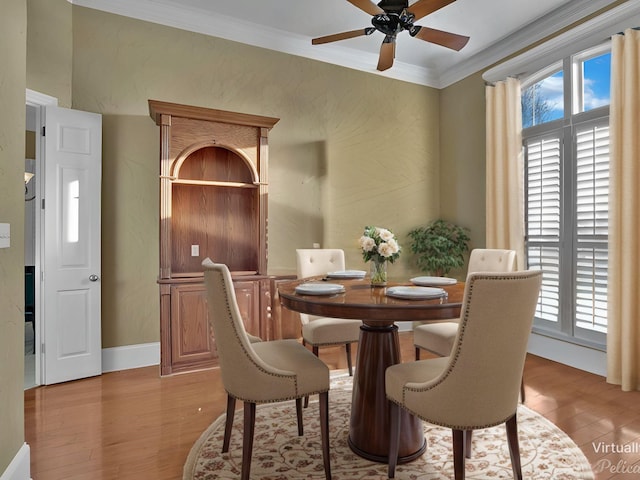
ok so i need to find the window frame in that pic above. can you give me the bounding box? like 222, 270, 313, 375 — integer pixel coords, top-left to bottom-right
572, 42, 612, 115
522, 43, 611, 350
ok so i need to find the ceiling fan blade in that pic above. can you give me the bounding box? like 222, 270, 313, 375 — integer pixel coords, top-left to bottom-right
410, 26, 469, 51
377, 37, 396, 71
346, 0, 385, 16
407, 0, 456, 21
312, 28, 375, 45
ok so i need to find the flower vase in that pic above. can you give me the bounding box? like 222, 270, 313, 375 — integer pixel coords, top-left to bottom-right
370, 258, 388, 287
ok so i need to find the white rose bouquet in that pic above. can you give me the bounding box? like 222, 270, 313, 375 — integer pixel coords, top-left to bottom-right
359, 226, 401, 264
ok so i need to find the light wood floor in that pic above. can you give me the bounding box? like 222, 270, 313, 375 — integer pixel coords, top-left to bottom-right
25, 332, 640, 479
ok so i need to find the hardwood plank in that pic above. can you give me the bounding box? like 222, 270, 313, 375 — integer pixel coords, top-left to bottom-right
25, 332, 640, 479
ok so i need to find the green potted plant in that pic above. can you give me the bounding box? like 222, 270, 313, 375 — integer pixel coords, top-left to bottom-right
408, 219, 471, 276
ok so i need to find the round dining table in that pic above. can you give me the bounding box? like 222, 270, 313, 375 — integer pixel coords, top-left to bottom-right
278, 276, 465, 464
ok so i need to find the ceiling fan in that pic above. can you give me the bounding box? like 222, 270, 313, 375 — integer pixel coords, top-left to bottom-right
312, 0, 470, 71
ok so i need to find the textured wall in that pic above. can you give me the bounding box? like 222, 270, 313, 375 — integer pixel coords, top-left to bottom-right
67, 6, 442, 347
0, 0, 27, 472
440, 72, 487, 260
26, 0, 72, 107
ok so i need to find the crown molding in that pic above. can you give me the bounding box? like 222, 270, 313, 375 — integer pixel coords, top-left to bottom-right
439, 0, 623, 87
68, 0, 442, 87
70, 0, 627, 89
482, 1, 640, 84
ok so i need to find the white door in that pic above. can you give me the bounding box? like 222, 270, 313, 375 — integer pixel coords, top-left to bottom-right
42, 106, 102, 385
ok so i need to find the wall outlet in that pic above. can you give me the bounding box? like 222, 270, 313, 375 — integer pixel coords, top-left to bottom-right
0, 223, 10, 249
313, 243, 320, 249
191, 245, 199, 257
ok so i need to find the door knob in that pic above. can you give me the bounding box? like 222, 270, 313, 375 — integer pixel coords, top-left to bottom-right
89, 274, 100, 282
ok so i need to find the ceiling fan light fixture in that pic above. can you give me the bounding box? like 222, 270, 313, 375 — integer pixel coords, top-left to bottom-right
312, 0, 468, 71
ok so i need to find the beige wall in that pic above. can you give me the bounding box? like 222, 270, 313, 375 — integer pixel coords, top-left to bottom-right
2, 0, 630, 472
67, 6, 444, 347
19, 1, 485, 351
0, 0, 27, 473
440, 72, 487, 258
26, 0, 72, 107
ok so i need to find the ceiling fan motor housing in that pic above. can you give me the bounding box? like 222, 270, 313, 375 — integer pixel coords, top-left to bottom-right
371, 14, 401, 35
377, 0, 409, 14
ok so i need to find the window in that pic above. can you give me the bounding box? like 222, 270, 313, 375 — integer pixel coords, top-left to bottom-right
522, 43, 610, 348
522, 63, 563, 128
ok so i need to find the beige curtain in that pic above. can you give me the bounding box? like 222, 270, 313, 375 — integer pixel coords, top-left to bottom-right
607, 28, 640, 391
485, 77, 526, 270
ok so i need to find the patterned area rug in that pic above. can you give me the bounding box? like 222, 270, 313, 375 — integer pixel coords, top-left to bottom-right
184, 372, 594, 479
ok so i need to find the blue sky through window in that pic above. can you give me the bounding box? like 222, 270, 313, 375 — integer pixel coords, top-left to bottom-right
522, 51, 611, 128
583, 53, 611, 111
537, 71, 564, 122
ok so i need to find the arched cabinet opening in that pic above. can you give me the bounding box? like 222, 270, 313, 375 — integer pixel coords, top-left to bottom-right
171, 146, 259, 275
149, 100, 280, 375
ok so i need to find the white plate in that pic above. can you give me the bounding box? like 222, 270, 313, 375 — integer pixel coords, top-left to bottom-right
386, 286, 446, 300
410, 276, 457, 287
326, 270, 366, 279
295, 282, 346, 296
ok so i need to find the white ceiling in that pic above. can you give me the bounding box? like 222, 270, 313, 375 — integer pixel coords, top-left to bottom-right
71, 0, 625, 88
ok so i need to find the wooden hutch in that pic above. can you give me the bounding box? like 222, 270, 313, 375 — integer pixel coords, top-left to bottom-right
149, 99, 286, 375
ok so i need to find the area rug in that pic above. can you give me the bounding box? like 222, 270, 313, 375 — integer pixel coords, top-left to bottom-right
184, 372, 594, 479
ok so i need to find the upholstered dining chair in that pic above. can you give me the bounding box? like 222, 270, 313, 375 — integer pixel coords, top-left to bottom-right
386, 270, 542, 480
296, 249, 362, 376
202, 258, 332, 480
413, 248, 517, 360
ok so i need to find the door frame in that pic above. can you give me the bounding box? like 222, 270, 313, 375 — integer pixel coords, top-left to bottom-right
25, 88, 58, 387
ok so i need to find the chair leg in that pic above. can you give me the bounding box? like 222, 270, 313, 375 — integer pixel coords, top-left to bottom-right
506, 414, 523, 480
304, 346, 321, 408
388, 401, 401, 479
241, 402, 256, 480
464, 430, 473, 459
452, 429, 466, 480
296, 397, 304, 436
415, 346, 421, 361
222, 394, 236, 453
520, 377, 526, 403
345, 343, 353, 376
319, 391, 332, 480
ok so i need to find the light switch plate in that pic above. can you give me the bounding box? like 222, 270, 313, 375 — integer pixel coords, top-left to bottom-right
0, 223, 10, 248
191, 244, 199, 257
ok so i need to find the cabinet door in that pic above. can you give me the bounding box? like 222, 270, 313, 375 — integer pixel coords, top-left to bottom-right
168, 279, 266, 373
170, 284, 216, 370
233, 280, 261, 338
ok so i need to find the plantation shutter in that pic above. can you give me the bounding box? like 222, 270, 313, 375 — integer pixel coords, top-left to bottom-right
525, 133, 562, 325
574, 121, 609, 334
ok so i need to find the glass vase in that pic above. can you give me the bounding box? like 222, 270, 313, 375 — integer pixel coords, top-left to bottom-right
370, 258, 388, 287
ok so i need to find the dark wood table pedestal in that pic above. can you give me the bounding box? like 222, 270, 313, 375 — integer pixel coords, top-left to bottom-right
277, 278, 464, 464
349, 321, 426, 463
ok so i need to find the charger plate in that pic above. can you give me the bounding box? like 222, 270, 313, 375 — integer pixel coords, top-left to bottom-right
327, 270, 366, 279
295, 282, 346, 295
411, 276, 457, 286
386, 286, 446, 300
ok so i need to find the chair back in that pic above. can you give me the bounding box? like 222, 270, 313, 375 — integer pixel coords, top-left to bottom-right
403, 271, 542, 428
467, 248, 517, 274
202, 258, 288, 400
296, 249, 346, 324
